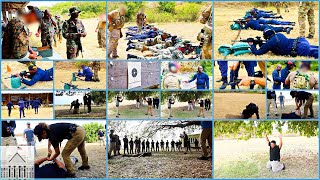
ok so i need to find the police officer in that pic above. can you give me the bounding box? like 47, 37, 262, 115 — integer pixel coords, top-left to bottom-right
230, 61, 257, 89
298, 2, 315, 39
242, 16, 292, 34
136, 8, 147, 33
33, 98, 41, 114
2, 6, 42, 59
198, 4, 212, 59
36, 9, 57, 48
62, 7, 86, 59
249, 29, 318, 59
272, 64, 282, 89
108, 7, 126, 59
217, 61, 228, 89
17, 65, 53, 86
18, 98, 25, 118
77, 65, 93, 81
34, 122, 89, 178
290, 91, 314, 118
184, 66, 209, 89
6, 101, 14, 117
162, 62, 182, 89
281, 61, 296, 89
285, 61, 318, 89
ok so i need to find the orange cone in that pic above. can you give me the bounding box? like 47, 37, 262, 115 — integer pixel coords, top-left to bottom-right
7, 65, 11, 73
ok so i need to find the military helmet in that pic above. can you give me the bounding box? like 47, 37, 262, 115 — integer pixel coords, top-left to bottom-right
263, 28, 276, 40
69, 7, 81, 15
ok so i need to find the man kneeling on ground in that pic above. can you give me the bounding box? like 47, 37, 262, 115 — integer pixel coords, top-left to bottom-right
266, 134, 285, 173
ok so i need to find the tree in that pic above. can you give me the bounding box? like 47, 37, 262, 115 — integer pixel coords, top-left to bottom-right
91, 91, 106, 105
214, 121, 318, 140
83, 122, 105, 143
108, 91, 158, 102
162, 91, 211, 103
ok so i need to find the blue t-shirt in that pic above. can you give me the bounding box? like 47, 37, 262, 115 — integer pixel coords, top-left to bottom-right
24, 128, 34, 142
279, 95, 284, 102
35, 163, 67, 178
98, 131, 104, 137
201, 121, 212, 129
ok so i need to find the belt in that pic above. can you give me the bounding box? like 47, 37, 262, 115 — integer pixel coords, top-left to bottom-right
291, 38, 299, 57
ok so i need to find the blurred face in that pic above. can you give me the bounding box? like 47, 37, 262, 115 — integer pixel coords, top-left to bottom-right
198, 67, 203, 73
27, 124, 30, 128
44, 10, 50, 18
23, 12, 39, 24
71, 13, 79, 19
270, 142, 276, 148
289, 65, 294, 70
276, 65, 282, 71
119, 8, 126, 15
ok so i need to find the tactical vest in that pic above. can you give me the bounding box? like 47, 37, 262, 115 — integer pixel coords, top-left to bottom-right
290, 71, 311, 89
110, 11, 125, 31
136, 12, 145, 25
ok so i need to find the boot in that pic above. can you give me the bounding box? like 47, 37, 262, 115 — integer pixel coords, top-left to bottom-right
126, 44, 135, 51
285, 27, 292, 34
219, 76, 228, 89
216, 77, 223, 82
127, 40, 133, 45
290, 22, 295, 26
127, 54, 139, 59
306, 34, 314, 39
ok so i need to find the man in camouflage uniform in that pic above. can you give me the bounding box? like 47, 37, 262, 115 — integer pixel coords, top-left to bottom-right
62, 7, 86, 59
162, 62, 182, 89
36, 10, 57, 48
108, 7, 126, 59
136, 8, 147, 33
91, 61, 101, 82
95, 14, 106, 50
198, 4, 212, 59
298, 2, 315, 39
54, 15, 63, 44
2, 6, 42, 59
275, 2, 289, 14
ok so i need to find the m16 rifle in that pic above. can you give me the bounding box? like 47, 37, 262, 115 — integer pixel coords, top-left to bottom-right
232, 36, 266, 47
229, 19, 247, 25
4, 70, 30, 79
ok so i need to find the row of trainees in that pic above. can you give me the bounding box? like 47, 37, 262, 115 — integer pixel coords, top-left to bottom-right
7, 98, 42, 118
109, 121, 212, 160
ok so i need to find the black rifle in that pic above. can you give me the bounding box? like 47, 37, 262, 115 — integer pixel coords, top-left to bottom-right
4, 70, 30, 79
232, 36, 266, 47
229, 19, 246, 24
230, 70, 264, 89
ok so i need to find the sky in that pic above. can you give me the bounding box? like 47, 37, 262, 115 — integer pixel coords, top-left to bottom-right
275, 90, 319, 99
27, 1, 62, 7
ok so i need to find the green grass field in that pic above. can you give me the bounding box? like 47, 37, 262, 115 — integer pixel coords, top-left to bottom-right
55, 106, 106, 119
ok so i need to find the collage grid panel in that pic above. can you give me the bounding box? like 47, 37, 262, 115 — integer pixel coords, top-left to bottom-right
0, 1, 319, 179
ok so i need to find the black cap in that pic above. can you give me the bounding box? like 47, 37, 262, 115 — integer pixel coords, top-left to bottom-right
270, 140, 276, 144
33, 125, 44, 141
290, 91, 297, 98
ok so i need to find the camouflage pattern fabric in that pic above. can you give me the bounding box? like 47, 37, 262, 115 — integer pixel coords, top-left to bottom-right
39, 18, 56, 47
298, 2, 315, 37
199, 4, 212, 59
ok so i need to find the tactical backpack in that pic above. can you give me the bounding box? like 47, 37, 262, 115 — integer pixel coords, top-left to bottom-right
230, 23, 241, 30
291, 71, 311, 89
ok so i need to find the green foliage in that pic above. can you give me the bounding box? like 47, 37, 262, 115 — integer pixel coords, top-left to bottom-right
162, 91, 211, 103
267, 61, 318, 71
83, 122, 105, 143
41, 2, 106, 19
91, 91, 106, 105
174, 3, 201, 22
123, 2, 145, 21
158, 2, 176, 13
200, 61, 213, 76
108, 91, 158, 102
214, 121, 318, 140
312, 93, 318, 102
75, 61, 90, 69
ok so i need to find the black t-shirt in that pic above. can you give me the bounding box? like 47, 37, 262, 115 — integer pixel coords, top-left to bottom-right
269, 142, 281, 161
48, 123, 77, 148
129, 140, 134, 147
123, 137, 129, 145
267, 91, 276, 99
199, 101, 204, 107
2, 121, 16, 137
35, 163, 67, 178
296, 91, 312, 101
147, 99, 152, 105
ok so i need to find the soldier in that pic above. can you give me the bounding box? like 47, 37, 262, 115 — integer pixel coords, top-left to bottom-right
54, 15, 63, 44
62, 7, 86, 59
134, 137, 139, 154
2, 6, 42, 59
136, 8, 147, 33
198, 4, 212, 59
108, 7, 126, 59
108, 130, 117, 157
115, 135, 121, 155
162, 62, 182, 89
298, 2, 315, 39
95, 13, 106, 50
36, 10, 57, 48
285, 61, 318, 89
91, 61, 101, 82
284, 2, 289, 13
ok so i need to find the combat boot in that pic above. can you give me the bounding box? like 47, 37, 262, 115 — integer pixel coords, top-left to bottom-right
216, 77, 223, 83
219, 76, 228, 89
306, 34, 314, 39
126, 44, 135, 51
290, 22, 295, 26
127, 54, 139, 59
285, 27, 292, 34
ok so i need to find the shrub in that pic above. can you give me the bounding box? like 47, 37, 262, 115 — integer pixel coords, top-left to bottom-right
83, 122, 105, 143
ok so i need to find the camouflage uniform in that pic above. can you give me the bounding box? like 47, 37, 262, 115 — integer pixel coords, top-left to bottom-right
55, 16, 63, 43
62, 8, 86, 59
91, 61, 101, 81
199, 4, 212, 60
162, 73, 181, 89
283, 2, 289, 13
97, 21, 106, 48
39, 18, 56, 47
298, 2, 315, 37
136, 12, 146, 33
108, 9, 125, 58
2, 18, 30, 59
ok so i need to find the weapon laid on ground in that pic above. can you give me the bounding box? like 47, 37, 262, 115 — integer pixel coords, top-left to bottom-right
62, 81, 78, 90
232, 36, 266, 47
4, 70, 30, 79
229, 19, 246, 24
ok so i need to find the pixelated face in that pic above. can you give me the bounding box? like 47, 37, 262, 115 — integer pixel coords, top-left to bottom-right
270, 142, 276, 148
24, 12, 39, 24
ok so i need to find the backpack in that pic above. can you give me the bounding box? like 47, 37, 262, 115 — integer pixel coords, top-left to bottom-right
291, 71, 311, 89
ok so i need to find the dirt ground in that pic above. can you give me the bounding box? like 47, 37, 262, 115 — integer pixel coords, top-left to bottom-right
36, 142, 106, 178
54, 62, 106, 89
108, 151, 212, 178
214, 62, 265, 90
214, 92, 266, 119
214, 136, 318, 178
214, 3, 319, 60
161, 101, 212, 119
108, 102, 160, 119
1, 61, 53, 90
267, 104, 319, 119
55, 105, 106, 119
1, 107, 53, 119
115, 22, 204, 60
29, 18, 106, 60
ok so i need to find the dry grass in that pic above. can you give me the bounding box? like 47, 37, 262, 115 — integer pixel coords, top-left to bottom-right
1, 106, 53, 119
214, 2, 319, 60
29, 18, 106, 60
1, 61, 53, 90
